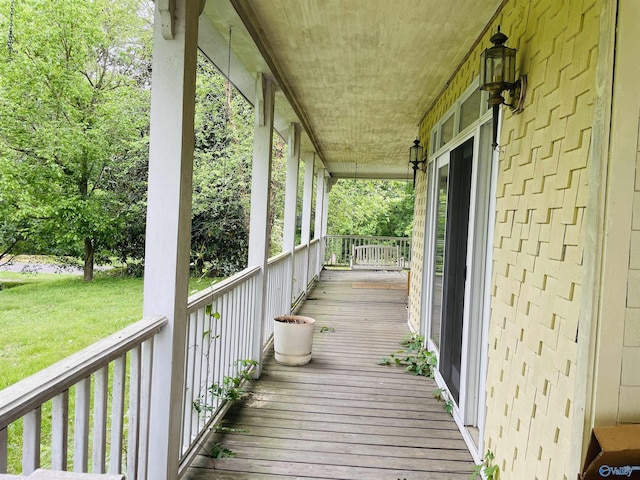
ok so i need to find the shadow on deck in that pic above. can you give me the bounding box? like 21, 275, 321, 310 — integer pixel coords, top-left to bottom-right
183, 269, 475, 479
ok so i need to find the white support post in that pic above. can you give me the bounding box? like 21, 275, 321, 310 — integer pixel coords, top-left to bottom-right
322, 176, 330, 239
248, 73, 276, 378
300, 153, 315, 245
282, 123, 301, 314
143, 1, 199, 478
283, 123, 301, 252
320, 176, 331, 273
314, 169, 325, 241
300, 153, 315, 287
314, 171, 330, 274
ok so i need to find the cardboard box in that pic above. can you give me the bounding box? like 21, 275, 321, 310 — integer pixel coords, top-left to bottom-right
581, 425, 640, 479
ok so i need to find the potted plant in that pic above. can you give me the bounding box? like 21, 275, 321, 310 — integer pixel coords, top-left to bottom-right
273, 315, 316, 366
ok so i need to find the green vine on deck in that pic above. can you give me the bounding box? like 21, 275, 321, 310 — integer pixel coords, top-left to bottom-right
379, 334, 458, 415
377, 334, 437, 377
470, 450, 500, 480
433, 387, 454, 414
192, 359, 258, 412
209, 359, 258, 402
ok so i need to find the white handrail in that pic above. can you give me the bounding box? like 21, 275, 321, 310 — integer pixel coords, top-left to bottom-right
0, 316, 166, 428
187, 266, 260, 313
0, 316, 167, 477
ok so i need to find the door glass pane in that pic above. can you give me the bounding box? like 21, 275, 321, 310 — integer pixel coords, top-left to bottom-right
430, 164, 448, 348
439, 138, 474, 404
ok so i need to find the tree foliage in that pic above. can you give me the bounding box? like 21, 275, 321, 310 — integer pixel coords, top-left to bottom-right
327, 179, 414, 237
0, 0, 152, 279
0, 1, 409, 282
191, 60, 253, 277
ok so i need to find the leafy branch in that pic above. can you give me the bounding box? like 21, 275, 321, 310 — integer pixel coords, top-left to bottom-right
470, 450, 499, 480
378, 334, 437, 377
433, 388, 454, 414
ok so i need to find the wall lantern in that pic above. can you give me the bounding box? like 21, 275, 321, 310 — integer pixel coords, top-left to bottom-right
479, 26, 527, 150
409, 138, 426, 188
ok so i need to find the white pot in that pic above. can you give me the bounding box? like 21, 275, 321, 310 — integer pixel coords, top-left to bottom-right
273, 315, 316, 366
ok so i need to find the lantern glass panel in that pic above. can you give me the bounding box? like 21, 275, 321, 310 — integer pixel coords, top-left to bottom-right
481, 45, 517, 88
409, 142, 423, 163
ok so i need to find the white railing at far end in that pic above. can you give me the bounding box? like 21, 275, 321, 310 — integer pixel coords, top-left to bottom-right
324, 235, 411, 267
0, 315, 167, 479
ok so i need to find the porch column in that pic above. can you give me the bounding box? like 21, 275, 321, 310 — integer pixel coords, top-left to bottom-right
282, 123, 301, 313
142, 1, 200, 479
248, 73, 276, 377
300, 152, 315, 244
313, 169, 326, 241
321, 175, 332, 273
314, 170, 329, 274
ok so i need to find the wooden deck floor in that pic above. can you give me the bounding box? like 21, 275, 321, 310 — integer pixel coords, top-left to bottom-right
182, 269, 475, 479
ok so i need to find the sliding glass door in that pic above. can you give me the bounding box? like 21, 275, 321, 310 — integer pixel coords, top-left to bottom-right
429, 139, 473, 403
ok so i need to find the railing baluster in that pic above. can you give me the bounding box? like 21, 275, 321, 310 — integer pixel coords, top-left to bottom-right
213, 297, 223, 413
137, 338, 154, 480
222, 295, 231, 381
22, 407, 41, 475
232, 287, 241, 374
109, 356, 126, 474
92, 366, 109, 473
127, 346, 141, 480
243, 279, 254, 358
202, 310, 214, 421
182, 311, 195, 451
193, 308, 205, 437
201, 315, 215, 424
74, 378, 90, 473
0, 427, 7, 473
51, 391, 69, 471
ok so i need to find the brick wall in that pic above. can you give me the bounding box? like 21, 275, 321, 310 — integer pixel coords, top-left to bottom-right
411, 0, 602, 478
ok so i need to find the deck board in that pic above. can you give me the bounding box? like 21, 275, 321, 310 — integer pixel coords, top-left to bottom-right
182, 270, 475, 479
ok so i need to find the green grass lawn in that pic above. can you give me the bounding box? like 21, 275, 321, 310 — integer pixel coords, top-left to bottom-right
0, 271, 217, 389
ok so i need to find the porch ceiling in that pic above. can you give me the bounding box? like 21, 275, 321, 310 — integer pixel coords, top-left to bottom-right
201, 0, 502, 180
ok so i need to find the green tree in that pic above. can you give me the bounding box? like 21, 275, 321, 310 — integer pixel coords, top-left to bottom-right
191, 58, 254, 277
327, 179, 414, 236
0, 0, 152, 280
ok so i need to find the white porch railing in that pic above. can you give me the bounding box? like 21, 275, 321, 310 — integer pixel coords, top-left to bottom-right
0, 316, 167, 478
292, 244, 309, 308
0, 240, 326, 479
180, 266, 260, 466
178, 240, 323, 472
307, 238, 322, 288
264, 252, 291, 345
324, 235, 411, 267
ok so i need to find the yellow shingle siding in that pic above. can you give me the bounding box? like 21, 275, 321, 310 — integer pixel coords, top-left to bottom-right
411, 0, 602, 478
408, 174, 426, 332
